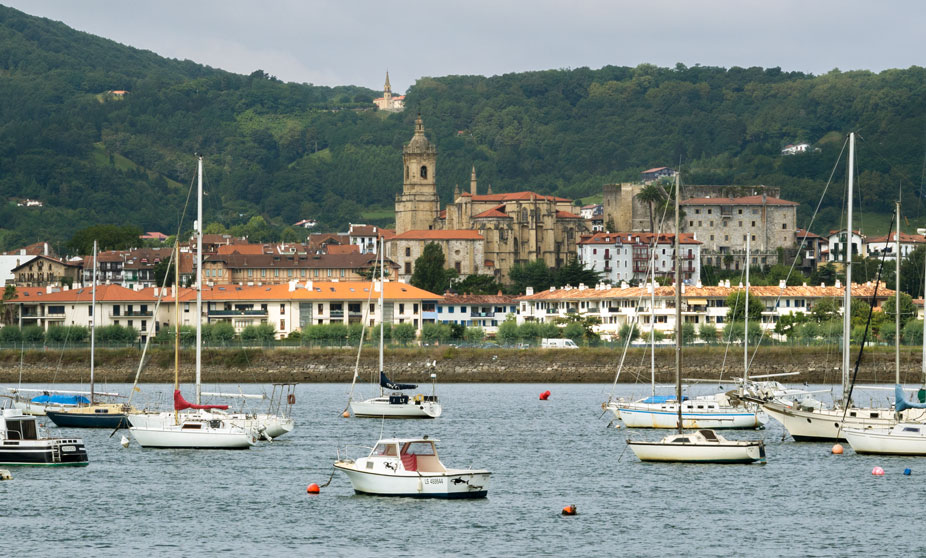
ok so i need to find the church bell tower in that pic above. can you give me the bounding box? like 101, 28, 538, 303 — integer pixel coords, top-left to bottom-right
395, 115, 440, 233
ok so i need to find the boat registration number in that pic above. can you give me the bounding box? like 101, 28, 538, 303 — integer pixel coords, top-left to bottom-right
425, 478, 444, 485
61, 446, 76, 452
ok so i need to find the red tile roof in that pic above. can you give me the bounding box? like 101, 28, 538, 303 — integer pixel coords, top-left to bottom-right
464, 191, 571, 203
327, 244, 361, 255
555, 210, 582, 219
391, 230, 484, 241
642, 166, 670, 173
866, 232, 926, 244
440, 294, 517, 304
473, 205, 511, 219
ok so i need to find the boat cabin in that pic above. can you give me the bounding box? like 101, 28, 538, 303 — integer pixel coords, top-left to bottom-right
368, 438, 447, 473
2, 411, 39, 440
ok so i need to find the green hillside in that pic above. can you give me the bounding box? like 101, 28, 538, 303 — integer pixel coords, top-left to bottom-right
1, 5, 925, 252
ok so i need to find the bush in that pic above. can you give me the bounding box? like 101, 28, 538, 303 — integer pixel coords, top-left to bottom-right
463, 326, 485, 342
46, 325, 90, 344
538, 322, 560, 339
698, 324, 717, 343
0, 325, 22, 344
618, 323, 640, 343
392, 323, 417, 345
518, 322, 542, 343
903, 320, 924, 345
241, 323, 276, 342
22, 325, 45, 344
497, 320, 519, 344
370, 323, 392, 343
210, 322, 236, 343
94, 324, 138, 344
347, 322, 364, 345
681, 323, 696, 344
563, 322, 584, 345
422, 323, 452, 343
878, 322, 896, 344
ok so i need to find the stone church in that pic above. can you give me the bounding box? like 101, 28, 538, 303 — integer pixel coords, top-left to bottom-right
389, 116, 587, 283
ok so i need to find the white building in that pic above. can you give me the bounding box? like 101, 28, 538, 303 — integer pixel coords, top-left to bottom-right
864, 231, 926, 261
436, 294, 518, 333
826, 229, 865, 262
577, 232, 701, 285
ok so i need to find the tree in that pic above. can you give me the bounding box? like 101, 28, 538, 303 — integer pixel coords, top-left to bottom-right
452, 274, 502, 295
392, 322, 417, 345
725, 291, 764, 322
553, 257, 601, 289
508, 260, 553, 294
774, 311, 808, 339
636, 183, 666, 234
811, 297, 840, 323
497, 319, 519, 345
882, 292, 917, 328
903, 320, 924, 345
67, 224, 143, 255
698, 323, 717, 343
410, 243, 456, 295
899, 246, 926, 297
463, 326, 485, 343
680, 322, 696, 344
2, 285, 17, 325
152, 258, 176, 287
563, 322, 585, 345
0, 325, 22, 345
619, 323, 640, 343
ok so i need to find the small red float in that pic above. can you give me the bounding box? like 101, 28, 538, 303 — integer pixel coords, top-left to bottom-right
307, 483, 321, 494
562, 504, 577, 516
539, 390, 551, 401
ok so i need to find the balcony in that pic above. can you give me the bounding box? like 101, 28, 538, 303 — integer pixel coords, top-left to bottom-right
329, 311, 345, 318
208, 309, 268, 317
472, 311, 496, 318
121, 311, 153, 317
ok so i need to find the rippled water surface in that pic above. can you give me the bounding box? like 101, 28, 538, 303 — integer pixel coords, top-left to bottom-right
3, 382, 922, 557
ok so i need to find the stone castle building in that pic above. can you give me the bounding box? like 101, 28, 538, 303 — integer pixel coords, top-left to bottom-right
389, 116, 588, 283
372, 72, 405, 112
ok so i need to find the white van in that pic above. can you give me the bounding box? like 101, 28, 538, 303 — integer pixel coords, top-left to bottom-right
541, 338, 579, 349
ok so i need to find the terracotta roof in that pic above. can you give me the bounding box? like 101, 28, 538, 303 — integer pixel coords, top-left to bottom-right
681, 195, 798, 206
200, 234, 249, 246
466, 191, 571, 203
518, 282, 894, 302
326, 244, 361, 255
11, 255, 81, 271
866, 232, 926, 244
796, 229, 824, 240
348, 225, 395, 239
217, 244, 268, 256
642, 167, 670, 173
555, 210, 583, 219
578, 232, 701, 245
391, 230, 484, 241
438, 210, 446, 219
140, 232, 168, 240
4, 242, 54, 256
473, 206, 511, 219
12, 284, 155, 302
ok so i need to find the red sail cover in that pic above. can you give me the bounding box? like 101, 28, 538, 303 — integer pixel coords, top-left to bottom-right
174, 390, 229, 410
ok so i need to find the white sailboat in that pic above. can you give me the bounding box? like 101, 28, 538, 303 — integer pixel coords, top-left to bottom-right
128, 156, 257, 449
348, 238, 441, 419
608, 201, 763, 430
759, 134, 926, 440
626, 174, 766, 464
844, 205, 926, 454
334, 437, 490, 498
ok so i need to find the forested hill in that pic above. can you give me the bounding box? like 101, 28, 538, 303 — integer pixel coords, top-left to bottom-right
2, 4, 926, 253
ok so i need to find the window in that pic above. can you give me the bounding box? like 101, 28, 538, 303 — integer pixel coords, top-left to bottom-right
280, 320, 285, 330
738, 221, 742, 227
405, 247, 411, 257
413, 303, 419, 313
261, 269, 266, 277
449, 307, 454, 313
420, 165, 428, 179
317, 304, 324, 314
88, 306, 93, 317
709, 221, 714, 227
751, 234, 756, 241
404, 262, 411, 274
751, 221, 756, 227
707, 209, 712, 215
698, 221, 702, 226
141, 320, 147, 331
280, 304, 286, 315
782, 223, 787, 229
738, 209, 743, 214
455, 261, 461, 273
689, 221, 694, 227
399, 304, 405, 314
113, 305, 120, 317
710, 235, 714, 241
695, 209, 700, 215
370, 303, 375, 313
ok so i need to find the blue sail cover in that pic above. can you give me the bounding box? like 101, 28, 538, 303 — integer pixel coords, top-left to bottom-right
641, 395, 689, 404
31, 394, 90, 405
895, 384, 926, 412
380, 371, 417, 391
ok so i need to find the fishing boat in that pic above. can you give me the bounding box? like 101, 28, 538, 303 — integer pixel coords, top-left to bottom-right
348, 238, 441, 419
626, 174, 766, 464
760, 149, 925, 440
45, 242, 138, 429
0, 408, 88, 466
334, 437, 490, 498
128, 156, 257, 450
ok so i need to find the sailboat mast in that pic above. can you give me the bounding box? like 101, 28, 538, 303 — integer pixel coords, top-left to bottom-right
379, 236, 385, 397
896, 201, 901, 386
744, 235, 750, 383
195, 155, 203, 405
922, 237, 926, 386
90, 240, 97, 405
650, 235, 656, 397
674, 173, 683, 434
174, 241, 180, 426
843, 132, 855, 402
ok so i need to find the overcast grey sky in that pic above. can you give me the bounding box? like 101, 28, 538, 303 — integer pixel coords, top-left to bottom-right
5, 0, 924, 93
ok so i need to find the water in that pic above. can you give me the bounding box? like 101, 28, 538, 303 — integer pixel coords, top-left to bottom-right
3, 382, 923, 557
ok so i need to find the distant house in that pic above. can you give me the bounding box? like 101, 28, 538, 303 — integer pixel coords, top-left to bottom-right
293, 219, 317, 229
140, 232, 168, 241
826, 229, 865, 263
781, 143, 811, 155
641, 167, 676, 183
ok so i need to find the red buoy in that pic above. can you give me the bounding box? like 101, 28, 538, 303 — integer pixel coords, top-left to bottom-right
539, 390, 551, 401
307, 483, 320, 494
562, 504, 577, 516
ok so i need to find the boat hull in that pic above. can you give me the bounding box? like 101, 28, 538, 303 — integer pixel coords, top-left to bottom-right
128, 411, 292, 439
627, 441, 765, 463
616, 405, 762, 429
0, 439, 89, 466
335, 464, 489, 498
844, 427, 926, 455
351, 398, 442, 419
129, 426, 256, 449
45, 410, 128, 429
761, 401, 912, 441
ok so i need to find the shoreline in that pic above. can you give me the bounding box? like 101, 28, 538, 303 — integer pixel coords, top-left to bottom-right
0, 346, 920, 384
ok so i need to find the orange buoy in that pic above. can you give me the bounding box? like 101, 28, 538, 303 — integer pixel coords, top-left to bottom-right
539, 390, 551, 401
831, 444, 844, 455
342, 411, 351, 418
307, 483, 321, 494
561, 504, 577, 516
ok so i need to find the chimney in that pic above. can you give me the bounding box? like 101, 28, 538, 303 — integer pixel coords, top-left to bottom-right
578, 283, 586, 290
525, 286, 534, 296
288, 279, 297, 292
305, 280, 313, 291
696, 280, 702, 288
470, 165, 477, 196
835, 279, 841, 289
779, 279, 786, 289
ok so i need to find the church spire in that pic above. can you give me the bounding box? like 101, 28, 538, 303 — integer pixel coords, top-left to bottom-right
384, 71, 392, 94
470, 165, 477, 196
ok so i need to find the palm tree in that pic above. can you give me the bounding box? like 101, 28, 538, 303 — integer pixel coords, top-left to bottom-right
636, 183, 666, 234
2, 285, 17, 325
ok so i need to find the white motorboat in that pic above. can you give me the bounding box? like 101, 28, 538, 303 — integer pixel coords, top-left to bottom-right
845, 423, 926, 455
627, 429, 766, 464
334, 437, 490, 498
0, 408, 89, 466
624, 174, 766, 464
347, 238, 442, 419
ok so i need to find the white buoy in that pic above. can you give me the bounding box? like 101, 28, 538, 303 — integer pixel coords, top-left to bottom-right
120, 435, 130, 448
0, 469, 12, 481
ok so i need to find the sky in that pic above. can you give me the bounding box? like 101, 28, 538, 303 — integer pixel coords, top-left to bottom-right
4, 0, 925, 93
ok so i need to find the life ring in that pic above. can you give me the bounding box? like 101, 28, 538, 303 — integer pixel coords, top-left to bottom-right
287, 393, 296, 405
413, 394, 423, 404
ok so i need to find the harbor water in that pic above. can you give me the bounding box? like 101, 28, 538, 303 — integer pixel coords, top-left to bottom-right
3, 382, 922, 557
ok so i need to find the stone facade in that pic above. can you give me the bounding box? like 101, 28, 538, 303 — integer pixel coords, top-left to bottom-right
394, 116, 440, 234
388, 231, 485, 282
